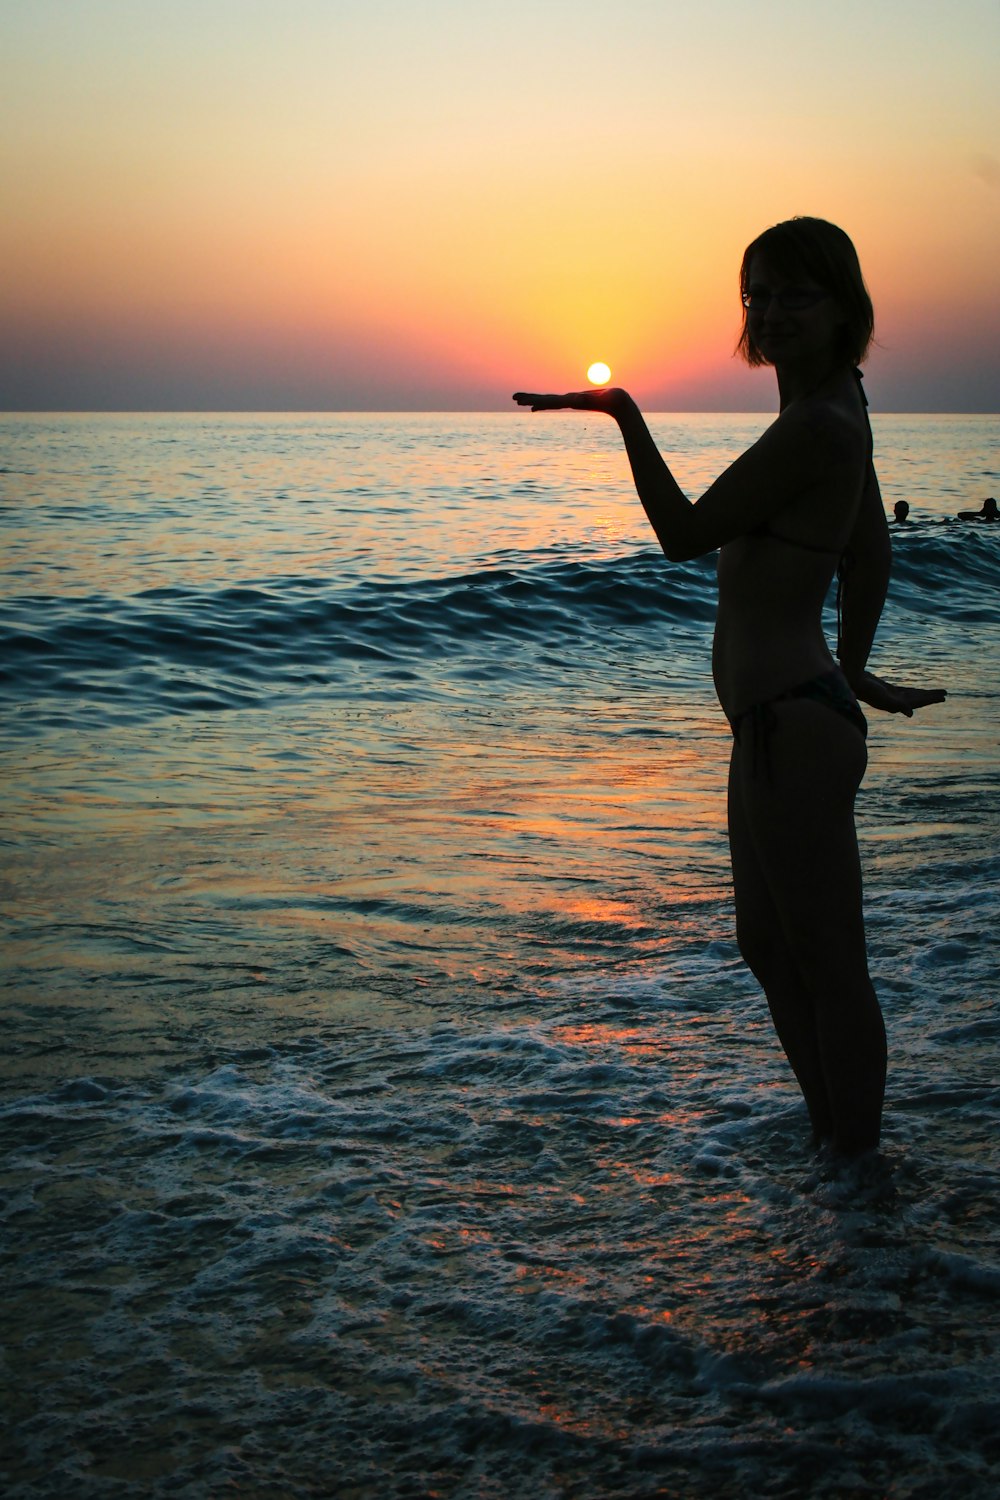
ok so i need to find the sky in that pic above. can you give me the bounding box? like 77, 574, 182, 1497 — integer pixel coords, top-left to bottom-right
1, 0, 998, 412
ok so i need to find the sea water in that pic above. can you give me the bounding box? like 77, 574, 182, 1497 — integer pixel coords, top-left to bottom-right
1, 411, 998, 1498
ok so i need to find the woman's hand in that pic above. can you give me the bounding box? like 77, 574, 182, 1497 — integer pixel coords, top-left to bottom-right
512, 387, 633, 417
851, 670, 947, 717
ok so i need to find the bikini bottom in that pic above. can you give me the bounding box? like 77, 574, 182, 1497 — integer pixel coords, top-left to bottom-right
729, 669, 867, 778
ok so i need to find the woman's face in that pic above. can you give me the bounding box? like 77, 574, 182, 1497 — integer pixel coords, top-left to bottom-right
745, 255, 846, 366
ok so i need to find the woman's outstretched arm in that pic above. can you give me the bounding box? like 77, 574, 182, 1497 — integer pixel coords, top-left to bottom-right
514, 389, 696, 558
513, 386, 862, 563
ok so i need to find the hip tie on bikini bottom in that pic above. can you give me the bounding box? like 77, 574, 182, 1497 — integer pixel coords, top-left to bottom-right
730, 671, 867, 780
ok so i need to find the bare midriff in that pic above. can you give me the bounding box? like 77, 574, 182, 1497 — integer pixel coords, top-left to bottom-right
712, 532, 841, 725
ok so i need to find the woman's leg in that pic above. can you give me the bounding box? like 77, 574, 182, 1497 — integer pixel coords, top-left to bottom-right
728, 739, 836, 1143
728, 700, 886, 1154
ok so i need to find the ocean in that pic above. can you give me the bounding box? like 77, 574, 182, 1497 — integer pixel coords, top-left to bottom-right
1, 410, 998, 1498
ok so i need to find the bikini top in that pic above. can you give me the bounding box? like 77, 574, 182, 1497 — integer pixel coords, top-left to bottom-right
749, 368, 872, 556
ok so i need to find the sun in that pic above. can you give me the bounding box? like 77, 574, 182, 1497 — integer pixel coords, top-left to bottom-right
587, 362, 611, 385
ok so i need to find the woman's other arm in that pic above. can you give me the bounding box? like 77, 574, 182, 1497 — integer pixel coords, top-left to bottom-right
838, 467, 891, 689
839, 468, 947, 715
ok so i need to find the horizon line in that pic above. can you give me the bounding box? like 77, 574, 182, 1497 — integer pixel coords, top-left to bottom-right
2, 407, 998, 419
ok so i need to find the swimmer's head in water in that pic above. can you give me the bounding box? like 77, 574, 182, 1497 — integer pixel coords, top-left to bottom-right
737, 217, 874, 371
983, 497, 999, 519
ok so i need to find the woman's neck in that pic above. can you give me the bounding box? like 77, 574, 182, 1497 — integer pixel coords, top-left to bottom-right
776, 356, 850, 410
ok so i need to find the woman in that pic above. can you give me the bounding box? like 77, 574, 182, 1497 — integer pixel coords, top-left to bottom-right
514, 217, 945, 1156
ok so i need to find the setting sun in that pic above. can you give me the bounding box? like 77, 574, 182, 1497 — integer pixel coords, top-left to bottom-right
587, 362, 611, 385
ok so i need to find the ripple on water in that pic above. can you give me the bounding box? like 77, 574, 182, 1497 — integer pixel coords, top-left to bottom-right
3, 970, 999, 1497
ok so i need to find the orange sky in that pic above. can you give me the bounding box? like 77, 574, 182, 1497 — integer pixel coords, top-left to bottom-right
2, 0, 998, 410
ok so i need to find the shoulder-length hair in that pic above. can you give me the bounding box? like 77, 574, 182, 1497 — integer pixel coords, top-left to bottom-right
736, 217, 875, 369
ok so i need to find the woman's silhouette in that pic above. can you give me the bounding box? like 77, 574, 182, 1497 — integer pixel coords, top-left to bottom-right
514, 217, 945, 1155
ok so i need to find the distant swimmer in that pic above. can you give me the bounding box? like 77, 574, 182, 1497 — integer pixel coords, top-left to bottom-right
893, 500, 910, 523
956, 497, 998, 522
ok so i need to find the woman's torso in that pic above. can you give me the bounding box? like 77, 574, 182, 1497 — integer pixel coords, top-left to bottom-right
711, 381, 872, 721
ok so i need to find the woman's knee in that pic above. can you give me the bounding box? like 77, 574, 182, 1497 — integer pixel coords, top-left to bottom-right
783, 920, 872, 997
736, 906, 872, 1000
735, 912, 789, 988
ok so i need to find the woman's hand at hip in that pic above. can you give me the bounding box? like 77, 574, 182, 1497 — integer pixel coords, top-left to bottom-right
852, 670, 947, 716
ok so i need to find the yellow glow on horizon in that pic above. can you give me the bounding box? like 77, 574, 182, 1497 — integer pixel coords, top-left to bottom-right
1, 3, 997, 409
587, 362, 611, 384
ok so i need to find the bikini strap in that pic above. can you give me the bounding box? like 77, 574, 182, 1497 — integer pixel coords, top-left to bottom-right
835, 550, 852, 658
852, 366, 868, 407
837, 368, 871, 654
853, 366, 874, 459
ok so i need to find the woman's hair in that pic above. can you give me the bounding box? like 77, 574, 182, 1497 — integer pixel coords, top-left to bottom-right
736, 217, 875, 368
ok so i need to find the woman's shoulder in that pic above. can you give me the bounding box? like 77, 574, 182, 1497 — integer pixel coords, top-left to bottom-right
777, 384, 867, 466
